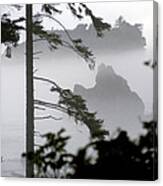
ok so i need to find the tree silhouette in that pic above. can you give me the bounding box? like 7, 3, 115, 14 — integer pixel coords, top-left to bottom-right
23, 120, 157, 180
71, 120, 157, 180
1, 3, 111, 177
1, 13, 24, 46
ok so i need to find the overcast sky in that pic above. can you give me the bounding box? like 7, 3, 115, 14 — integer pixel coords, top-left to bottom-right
0, 1, 154, 114
0, 1, 153, 49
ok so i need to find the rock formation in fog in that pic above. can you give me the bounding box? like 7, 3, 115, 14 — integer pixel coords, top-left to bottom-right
2, 17, 146, 62
62, 17, 146, 53
74, 64, 145, 138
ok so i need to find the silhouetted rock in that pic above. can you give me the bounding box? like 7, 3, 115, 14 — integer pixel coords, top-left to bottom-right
66, 18, 146, 53
2, 17, 146, 62
74, 64, 145, 138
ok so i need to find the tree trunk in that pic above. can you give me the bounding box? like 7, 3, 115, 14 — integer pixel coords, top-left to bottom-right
26, 4, 34, 178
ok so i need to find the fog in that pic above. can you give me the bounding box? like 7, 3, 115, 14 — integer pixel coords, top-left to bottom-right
0, 46, 153, 176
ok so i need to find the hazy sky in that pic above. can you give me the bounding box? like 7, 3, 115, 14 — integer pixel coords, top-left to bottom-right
1, 1, 154, 114
0, 1, 154, 114
0, 1, 153, 49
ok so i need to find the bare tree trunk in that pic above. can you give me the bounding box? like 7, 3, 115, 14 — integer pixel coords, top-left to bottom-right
26, 4, 34, 178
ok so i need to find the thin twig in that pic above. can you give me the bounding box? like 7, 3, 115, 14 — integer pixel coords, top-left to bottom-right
33, 51, 43, 55
34, 99, 67, 114
35, 115, 62, 120
34, 76, 61, 90
34, 106, 46, 111
34, 13, 74, 45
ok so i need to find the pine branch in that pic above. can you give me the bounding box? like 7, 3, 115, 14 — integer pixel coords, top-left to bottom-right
34, 76, 109, 139
33, 13, 95, 69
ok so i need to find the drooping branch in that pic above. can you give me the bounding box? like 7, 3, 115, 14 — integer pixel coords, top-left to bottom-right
34, 99, 68, 114
33, 38, 94, 69
34, 13, 74, 44
68, 3, 111, 37
33, 13, 95, 69
34, 75, 109, 139
34, 106, 46, 111
34, 76, 61, 89
35, 115, 62, 121
33, 51, 43, 55
34, 76, 62, 96
41, 4, 62, 15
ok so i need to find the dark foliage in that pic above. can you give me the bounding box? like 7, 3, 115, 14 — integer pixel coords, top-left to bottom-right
34, 76, 109, 140
41, 4, 62, 15
32, 19, 63, 50
23, 129, 73, 178
23, 121, 158, 180
68, 3, 111, 37
71, 121, 157, 180
1, 14, 25, 46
